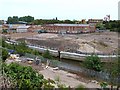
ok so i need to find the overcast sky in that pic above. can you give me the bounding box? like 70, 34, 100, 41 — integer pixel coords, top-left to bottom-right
0, 0, 119, 20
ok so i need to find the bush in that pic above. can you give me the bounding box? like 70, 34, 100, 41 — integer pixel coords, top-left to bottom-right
2, 48, 9, 61
43, 50, 52, 59
83, 54, 102, 71
3, 63, 44, 89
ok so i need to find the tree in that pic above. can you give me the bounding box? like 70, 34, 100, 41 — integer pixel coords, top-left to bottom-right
63, 19, 74, 24
96, 23, 105, 30
83, 54, 102, 71
7, 16, 13, 24
7, 16, 19, 24
19, 15, 34, 23
104, 20, 120, 32
13, 16, 19, 23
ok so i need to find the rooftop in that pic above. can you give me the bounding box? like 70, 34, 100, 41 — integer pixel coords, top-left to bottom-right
46, 24, 90, 27
17, 25, 30, 29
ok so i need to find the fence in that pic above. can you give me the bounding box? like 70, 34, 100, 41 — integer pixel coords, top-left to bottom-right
24, 53, 120, 85
59, 61, 120, 85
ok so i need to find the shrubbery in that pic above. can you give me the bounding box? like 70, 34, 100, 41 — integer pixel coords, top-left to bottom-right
43, 50, 53, 59
83, 54, 102, 71
2, 62, 56, 89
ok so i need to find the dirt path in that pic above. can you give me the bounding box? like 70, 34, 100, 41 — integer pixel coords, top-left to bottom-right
39, 66, 101, 88
15, 60, 101, 88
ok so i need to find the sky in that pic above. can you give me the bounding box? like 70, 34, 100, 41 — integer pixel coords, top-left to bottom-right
0, 0, 119, 20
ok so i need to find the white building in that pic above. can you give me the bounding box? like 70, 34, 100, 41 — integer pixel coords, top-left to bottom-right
16, 26, 30, 33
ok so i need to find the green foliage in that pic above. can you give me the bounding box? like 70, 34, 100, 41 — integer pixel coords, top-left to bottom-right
7, 16, 34, 24
2, 39, 40, 56
3, 62, 44, 89
15, 41, 27, 54
19, 15, 34, 23
7, 16, 19, 24
100, 82, 108, 88
75, 84, 85, 90
2, 29, 8, 34
2, 48, 9, 61
43, 50, 52, 59
32, 19, 80, 25
2, 62, 57, 89
104, 20, 120, 32
83, 55, 102, 71
96, 23, 105, 30
1, 38, 5, 47
42, 78, 55, 89
107, 60, 120, 87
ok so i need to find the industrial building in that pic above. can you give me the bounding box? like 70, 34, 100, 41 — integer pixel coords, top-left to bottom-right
88, 19, 103, 24
42, 24, 96, 34
16, 26, 31, 33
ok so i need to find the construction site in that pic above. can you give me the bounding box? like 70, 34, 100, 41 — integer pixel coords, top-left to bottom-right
7, 31, 118, 55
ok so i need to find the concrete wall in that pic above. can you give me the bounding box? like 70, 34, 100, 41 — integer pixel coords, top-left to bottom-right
28, 45, 117, 62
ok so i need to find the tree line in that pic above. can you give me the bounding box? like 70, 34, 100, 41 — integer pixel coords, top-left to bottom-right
6, 16, 85, 24
6, 16, 120, 32
103, 20, 120, 32
7, 16, 34, 24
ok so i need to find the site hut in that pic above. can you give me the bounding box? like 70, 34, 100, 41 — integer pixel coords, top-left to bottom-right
42, 24, 96, 34
8, 24, 20, 33
16, 25, 31, 33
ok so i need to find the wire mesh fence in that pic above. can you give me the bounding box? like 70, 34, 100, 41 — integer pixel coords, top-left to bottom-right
24, 53, 120, 85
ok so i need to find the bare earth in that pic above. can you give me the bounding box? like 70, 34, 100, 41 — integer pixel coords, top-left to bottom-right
7, 31, 118, 54
7, 59, 102, 88
1, 32, 118, 88
39, 66, 101, 88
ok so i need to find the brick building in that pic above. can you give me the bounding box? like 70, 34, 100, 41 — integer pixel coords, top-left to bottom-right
88, 19, 103, 25
42, 24, 96, 34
